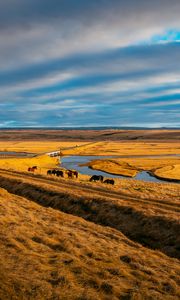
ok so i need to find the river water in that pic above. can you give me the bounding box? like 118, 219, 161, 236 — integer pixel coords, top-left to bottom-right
61, 155, 180, 184
0, 151, 33, 157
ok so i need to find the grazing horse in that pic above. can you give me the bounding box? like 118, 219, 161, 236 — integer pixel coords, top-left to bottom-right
90, 175, 104, 182
28, 166, 37, 172
67, 170, 73, 179
56, 170, 64, 177
72, 170, 78, 178
104, 179, 115, 185
51, 169, 57, 175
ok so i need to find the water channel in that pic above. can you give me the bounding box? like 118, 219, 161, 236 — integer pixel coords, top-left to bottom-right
0, 151, 34, 157
60, 155, 180, 184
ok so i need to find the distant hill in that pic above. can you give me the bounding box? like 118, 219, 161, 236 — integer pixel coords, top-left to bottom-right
0, 128, 179, 141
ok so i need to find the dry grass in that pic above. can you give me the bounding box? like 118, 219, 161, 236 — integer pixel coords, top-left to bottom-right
82, 159, 138, 177
0, 134, 180, 299
62, 141, 180, 156
0, 187, 180, 300
0, 141, 86, 154
0, 154, 60, 175
0, 172, 179, 258
1, 140, 179, 181
154, 165, 180, 181
82, 156, 180, 180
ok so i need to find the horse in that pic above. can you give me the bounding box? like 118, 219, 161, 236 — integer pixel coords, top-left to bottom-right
51, 169, 57, 175
67, 170, 73, 179
56, 170, 64, 177
89, 175, 104, 182
72, 170, 78, 178
104, 179, 115, 185
47, 170, 52, 175
28, 166, 37, 172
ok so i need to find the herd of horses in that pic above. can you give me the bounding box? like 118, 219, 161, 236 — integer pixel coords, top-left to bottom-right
28, 166, 115, 185
47, 169, 78, 179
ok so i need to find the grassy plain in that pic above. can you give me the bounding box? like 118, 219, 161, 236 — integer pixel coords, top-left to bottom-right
0, 141, 86, 154
0, 154, 59, 174
0, 139, 179, 180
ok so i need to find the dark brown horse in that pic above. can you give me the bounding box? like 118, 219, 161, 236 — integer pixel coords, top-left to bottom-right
67, 170, 78, 179
47, 170, 52, 175
56, 170, 64, 177
90, 175, 104, 182
67, 170, 73, 179
72, 170, 78, 178
104, 179, 115, 185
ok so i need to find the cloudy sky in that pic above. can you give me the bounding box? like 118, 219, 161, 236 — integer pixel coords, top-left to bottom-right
0, 0, 180, 128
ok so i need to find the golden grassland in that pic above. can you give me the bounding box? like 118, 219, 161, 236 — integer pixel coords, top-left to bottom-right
154, 165, 180, 181
0, 141, 86, 154
0, 140, 179, 180
82, 159, 138, 177
0, 137, 180, 299
0, 187, 180, 300
62, 141, 180, 156
0, 169, 179, 258
0, 154, 59, 174
84, 157, 180, 179
0, 168, 180, 219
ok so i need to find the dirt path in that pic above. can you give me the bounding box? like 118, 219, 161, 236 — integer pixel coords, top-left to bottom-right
0, 169, 179, 259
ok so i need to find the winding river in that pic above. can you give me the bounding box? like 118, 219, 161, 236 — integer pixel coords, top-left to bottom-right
0, 151, 179, 184
60, 155, 180, 184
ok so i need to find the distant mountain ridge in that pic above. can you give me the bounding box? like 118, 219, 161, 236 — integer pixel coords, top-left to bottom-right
0, 126, 180, 130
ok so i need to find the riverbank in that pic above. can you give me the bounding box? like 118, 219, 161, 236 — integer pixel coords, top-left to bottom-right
81, 156, 180, 182
0, 154, 58, 174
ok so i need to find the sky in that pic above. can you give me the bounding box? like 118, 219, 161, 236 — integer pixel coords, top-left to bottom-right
0, 0, 180, 128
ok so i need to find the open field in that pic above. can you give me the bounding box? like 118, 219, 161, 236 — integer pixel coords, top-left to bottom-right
0, 131, 179, 299
0, 141, 87, 154
62, 141, 180, 156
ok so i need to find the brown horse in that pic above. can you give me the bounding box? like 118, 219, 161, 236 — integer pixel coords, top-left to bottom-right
72, 170, 78, 178
67, 170, 73, 178
28, 166, 37, 172
67, 170, 78, 179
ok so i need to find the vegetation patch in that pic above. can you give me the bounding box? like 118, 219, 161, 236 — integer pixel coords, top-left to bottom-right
0, 175, 179, 259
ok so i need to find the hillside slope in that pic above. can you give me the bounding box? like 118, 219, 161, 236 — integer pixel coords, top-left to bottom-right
0, 187, 180, 299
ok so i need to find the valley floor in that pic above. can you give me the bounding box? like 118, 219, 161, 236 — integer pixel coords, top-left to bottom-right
0, 133, 179, 299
